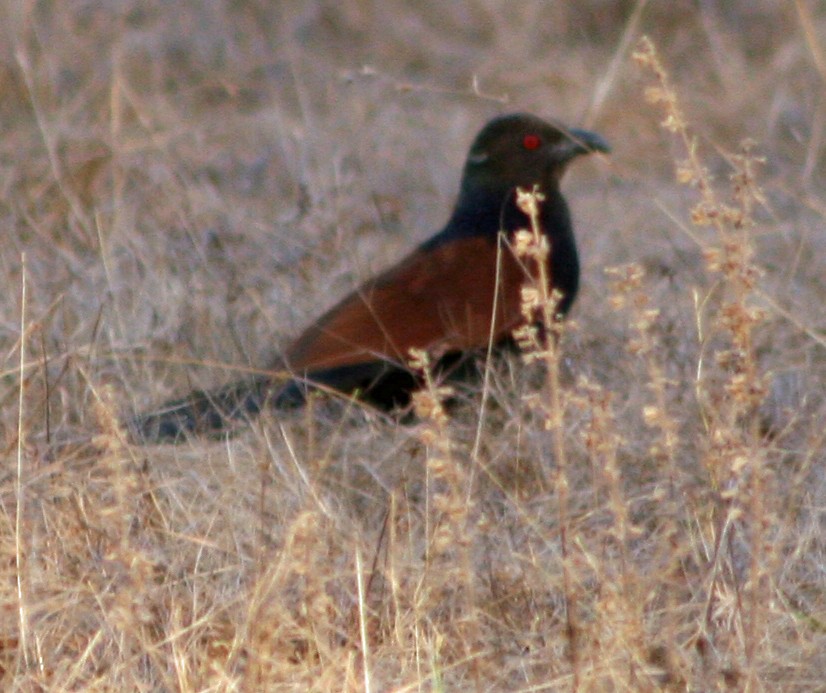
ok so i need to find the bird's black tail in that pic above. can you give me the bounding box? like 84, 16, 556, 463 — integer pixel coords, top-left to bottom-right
127, 375, 277, 443
127, 355, 487, 444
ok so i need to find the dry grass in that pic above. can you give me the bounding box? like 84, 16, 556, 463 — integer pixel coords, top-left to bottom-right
2, 1, 826, 690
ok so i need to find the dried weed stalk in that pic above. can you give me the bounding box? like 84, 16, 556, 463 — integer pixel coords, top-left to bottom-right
408, 348, 479, 674
512, 185, 582, 688
635, 35, 776, 686
604, 261, 687, 682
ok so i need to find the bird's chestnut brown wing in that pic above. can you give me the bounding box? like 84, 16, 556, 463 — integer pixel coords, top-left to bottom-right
284, 236, 536, 372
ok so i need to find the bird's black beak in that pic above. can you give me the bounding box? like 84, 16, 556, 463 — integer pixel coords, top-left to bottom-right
566, 127, 611, 156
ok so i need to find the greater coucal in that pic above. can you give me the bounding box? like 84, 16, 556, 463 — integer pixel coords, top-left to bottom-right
130, 113, 608, 443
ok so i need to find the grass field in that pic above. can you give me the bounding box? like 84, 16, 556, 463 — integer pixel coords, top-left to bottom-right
2, 1, 826, 690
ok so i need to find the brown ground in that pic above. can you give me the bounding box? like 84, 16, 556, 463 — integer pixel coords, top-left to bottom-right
1, 1, 825, 690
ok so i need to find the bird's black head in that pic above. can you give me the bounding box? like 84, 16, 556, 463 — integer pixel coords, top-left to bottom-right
460, 112, 609, 195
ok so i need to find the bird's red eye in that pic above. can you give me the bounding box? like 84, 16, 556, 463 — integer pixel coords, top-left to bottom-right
523, 134, 541, 150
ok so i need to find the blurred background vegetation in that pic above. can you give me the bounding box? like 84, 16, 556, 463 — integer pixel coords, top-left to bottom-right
1, 1, 825, 689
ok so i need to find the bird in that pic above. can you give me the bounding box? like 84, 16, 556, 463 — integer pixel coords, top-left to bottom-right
129, 113, 609, 443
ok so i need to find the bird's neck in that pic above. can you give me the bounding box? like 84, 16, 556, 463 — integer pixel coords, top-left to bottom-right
423, 183, 580, 315
451, 183, 523, 236
430, 183, 572, 243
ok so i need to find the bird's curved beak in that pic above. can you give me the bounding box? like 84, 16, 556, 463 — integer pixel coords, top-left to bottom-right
566, 128, 611, 156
